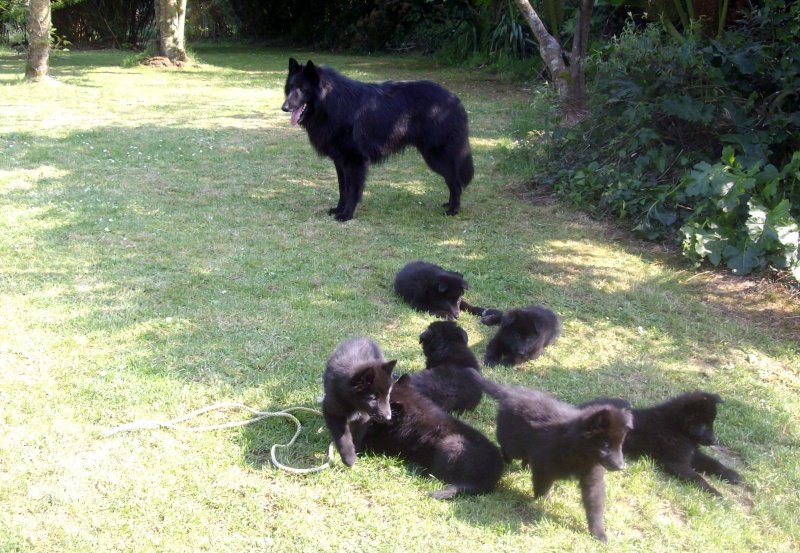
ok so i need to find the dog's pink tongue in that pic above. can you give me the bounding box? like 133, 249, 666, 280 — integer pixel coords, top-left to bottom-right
290, 107, 303, 126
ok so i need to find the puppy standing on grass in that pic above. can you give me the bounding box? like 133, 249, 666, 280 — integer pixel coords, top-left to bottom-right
474, 370, 633, 542
322, 337, 396, 467
481, 305, 562, 367
581, 391, 742, 496
409, 321, 483, 413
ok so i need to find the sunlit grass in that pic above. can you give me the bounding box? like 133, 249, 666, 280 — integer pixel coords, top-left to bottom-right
1, 44, 799, 552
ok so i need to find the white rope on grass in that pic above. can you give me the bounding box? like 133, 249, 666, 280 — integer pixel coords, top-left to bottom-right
102, 402, 334, 474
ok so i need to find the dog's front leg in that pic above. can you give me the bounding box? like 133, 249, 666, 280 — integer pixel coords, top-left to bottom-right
334, 157, 368, 222
325, 414, 357, 466
580, 465, 608, 542
327, 159, 347, 217
692, 450, 742, 484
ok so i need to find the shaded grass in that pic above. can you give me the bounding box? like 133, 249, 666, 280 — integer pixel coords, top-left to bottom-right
1, 44, 799, 552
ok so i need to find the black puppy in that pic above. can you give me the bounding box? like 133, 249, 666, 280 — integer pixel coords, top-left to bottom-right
394, 261, 469, 320
323, 337, 396, 467
581, 391, 741, 496
409, 321, 482, 413
360, 373, 504, 500
482, 305, 562, 367
475, 371, 633, 542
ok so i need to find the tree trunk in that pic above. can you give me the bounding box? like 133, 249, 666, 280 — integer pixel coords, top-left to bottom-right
513, 0, 592, 122
25, 0, 51, 81
158, 0, 188, 62
568, 0, 594, 111
512, 0, 570, 100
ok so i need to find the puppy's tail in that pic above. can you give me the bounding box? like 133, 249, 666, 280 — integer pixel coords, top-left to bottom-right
460, 152, 474, 189
465, 367, 508, 401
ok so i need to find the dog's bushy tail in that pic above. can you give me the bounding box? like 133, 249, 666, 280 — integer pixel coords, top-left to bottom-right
465, 367, 507, 400
459, 151, 474, 189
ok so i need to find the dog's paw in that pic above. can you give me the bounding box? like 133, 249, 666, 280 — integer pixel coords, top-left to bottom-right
479, 309, 503, 325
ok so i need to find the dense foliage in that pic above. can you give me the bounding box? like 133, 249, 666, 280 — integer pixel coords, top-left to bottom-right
530, 1, 799, 279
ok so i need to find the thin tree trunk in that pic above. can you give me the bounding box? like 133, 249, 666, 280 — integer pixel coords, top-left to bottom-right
158, 0, 188, 62
569, 0, 594, 111
25, 0, 51, 81
512, 0, 570, 101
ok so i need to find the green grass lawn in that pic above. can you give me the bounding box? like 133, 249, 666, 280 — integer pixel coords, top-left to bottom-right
1, 44, 798, 552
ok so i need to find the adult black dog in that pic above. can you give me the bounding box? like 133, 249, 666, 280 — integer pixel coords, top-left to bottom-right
282, 58, 474, 221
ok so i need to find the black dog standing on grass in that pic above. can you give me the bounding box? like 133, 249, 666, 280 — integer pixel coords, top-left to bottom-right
282, 58, 474, 221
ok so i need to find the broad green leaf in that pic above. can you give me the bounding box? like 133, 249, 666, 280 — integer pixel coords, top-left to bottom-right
724, 242, 763, 275
746, 200, 768, 242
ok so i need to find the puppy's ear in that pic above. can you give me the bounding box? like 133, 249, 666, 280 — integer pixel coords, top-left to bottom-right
437, 281, 449, 293
395, 373, 411, 385
350, 367, 374, 391
303, 60, 320, 86
500, 310, 517, 327
458, 326, 469, 344
419, 328, 432, 344
288, 58, 300, 73
583, 408, 611, 435
708, 393, 723, 404
382, 360, 397, 375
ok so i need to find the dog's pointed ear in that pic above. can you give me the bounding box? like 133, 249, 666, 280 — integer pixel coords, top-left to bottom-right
382, 359, 397, 375
350, 367, 374, 391
419, 328, 432, 344
583, 408, 611, 435
288, 58, 301, 73
458, 326, 469, 344
500, 310, 516, 327
705, 392, 723, 404
303, 60, 320, 87
396, 373, 411, 384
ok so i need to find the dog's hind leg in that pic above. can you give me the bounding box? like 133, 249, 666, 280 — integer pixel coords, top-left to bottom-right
420, 146, 463, 216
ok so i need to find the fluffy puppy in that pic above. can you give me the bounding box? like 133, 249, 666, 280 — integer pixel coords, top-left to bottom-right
475, 371, 633, 542
581, 391, 741, 496
360, 374, 504, 500
409, 321, 483, 413
323, 337, 396, 467
483, 305, 562, 367
394, 261, 468, 320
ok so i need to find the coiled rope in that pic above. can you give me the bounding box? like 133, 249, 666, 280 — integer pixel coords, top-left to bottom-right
103, 402, 334, 474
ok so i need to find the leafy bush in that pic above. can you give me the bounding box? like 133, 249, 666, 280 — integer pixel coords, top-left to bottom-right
681, 149, 800, 279
528, 2, 799, 280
